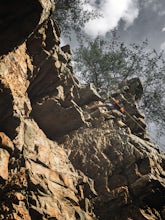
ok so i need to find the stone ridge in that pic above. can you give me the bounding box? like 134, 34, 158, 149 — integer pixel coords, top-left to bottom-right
0, 0, 164, 219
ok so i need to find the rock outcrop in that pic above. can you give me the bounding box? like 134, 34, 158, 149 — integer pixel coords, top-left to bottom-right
0, 1, 164, 219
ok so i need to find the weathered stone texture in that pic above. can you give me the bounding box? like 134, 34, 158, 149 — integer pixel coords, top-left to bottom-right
0, 0, 164, 220
61, 119, 165, 219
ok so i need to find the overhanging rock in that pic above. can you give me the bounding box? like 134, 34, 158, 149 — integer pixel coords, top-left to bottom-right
32, 98, 87, 138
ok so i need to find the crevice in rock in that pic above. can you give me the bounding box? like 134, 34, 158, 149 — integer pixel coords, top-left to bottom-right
0, 0, 42, 56
0, 83, 20, 139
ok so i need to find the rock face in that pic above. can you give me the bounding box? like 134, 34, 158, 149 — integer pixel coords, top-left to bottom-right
0, 1, 164, 219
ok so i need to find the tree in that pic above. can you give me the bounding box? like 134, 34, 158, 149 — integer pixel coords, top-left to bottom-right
53, 0, 99, 39
74, 34, 148, 89
73, 35, 165, 143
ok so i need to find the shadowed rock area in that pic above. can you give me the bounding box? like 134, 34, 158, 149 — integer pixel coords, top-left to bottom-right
0, 0, 164, 219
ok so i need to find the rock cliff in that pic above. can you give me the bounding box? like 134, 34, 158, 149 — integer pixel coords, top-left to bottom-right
0, 1, 165, 219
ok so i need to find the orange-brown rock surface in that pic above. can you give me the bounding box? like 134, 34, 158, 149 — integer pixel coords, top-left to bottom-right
0, 1, 165, 219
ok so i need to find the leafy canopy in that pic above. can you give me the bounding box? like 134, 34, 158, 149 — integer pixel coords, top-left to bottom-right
73, 34, 165, 134
53, 0, 99, 39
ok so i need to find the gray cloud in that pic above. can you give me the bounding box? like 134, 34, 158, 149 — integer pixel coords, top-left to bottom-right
115, 0, 165, 51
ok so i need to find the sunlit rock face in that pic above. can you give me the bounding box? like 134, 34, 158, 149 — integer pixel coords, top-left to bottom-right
0, 0, 164, 219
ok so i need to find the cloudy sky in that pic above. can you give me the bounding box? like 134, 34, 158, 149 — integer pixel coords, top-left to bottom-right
84, 0, 165, 51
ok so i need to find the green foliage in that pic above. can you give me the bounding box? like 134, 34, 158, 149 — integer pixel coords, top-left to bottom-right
53, 0, 99, 39
73, 34, 165, 131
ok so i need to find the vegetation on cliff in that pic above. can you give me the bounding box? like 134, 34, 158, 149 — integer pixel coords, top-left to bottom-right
53, 0, 165, 147
73, 35, 165, 143
54, 0, 99, 38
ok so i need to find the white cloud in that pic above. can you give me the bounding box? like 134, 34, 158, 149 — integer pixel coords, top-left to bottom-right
122, 0, 139, 29
84, 0, 139, 37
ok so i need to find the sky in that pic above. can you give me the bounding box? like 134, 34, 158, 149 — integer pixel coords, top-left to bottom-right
82, 0, 165, 150
84, 0, 165, 52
